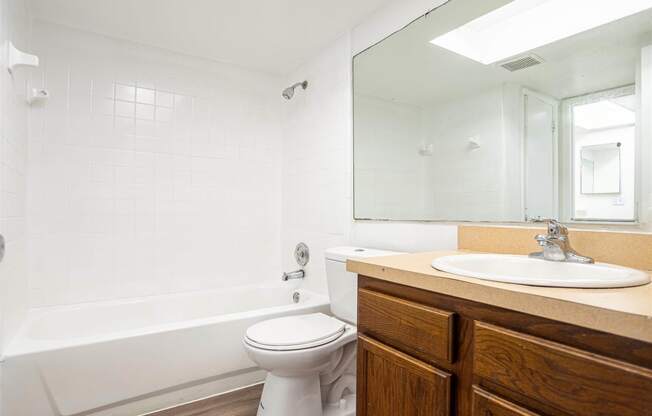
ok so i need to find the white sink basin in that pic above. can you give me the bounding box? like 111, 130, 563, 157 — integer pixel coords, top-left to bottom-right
431, 254, 651, 288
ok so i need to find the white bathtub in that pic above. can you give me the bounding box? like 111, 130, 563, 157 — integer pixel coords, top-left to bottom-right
2, 284, 329, 416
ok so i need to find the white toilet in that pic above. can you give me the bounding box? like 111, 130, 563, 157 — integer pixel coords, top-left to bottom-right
244, 247, 399, 416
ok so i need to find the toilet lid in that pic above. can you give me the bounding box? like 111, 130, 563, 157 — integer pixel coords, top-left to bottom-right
245, 313, 346, 350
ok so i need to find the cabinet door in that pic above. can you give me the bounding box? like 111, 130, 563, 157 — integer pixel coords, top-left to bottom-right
357, 335, 451, 416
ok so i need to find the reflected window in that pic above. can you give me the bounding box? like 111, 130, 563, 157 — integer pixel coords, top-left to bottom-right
567, 88, 636, 222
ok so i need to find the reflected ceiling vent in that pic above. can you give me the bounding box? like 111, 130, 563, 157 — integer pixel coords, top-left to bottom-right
499, 54, 544, 72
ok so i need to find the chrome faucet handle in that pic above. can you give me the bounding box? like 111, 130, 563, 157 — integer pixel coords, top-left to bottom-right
528, 218, 594, 264
529, 218, 567, 238
534, 234, 548, 246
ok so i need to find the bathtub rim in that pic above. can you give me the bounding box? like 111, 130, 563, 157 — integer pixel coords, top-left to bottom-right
3, 285, 329, 359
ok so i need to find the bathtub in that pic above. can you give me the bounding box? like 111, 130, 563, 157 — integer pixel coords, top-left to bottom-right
2, 284, 329, 416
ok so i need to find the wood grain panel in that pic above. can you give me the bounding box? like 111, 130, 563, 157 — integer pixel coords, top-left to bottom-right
358, 288, 455, 364
359, 276, 652, 369
471, 387, 540, 416
458, 225, 652, 270
474, 322, 652, 416
146, 384, 262, 416
357, 335, 451, 416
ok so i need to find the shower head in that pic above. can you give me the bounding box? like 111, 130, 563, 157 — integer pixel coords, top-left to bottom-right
282, 80, 308, 100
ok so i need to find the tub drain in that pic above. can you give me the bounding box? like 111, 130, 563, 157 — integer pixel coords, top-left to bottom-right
293, 292, 300, 303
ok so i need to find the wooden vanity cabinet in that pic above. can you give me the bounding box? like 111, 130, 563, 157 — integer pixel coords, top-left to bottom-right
357, 276, 652, 416
357, 335, 451, 416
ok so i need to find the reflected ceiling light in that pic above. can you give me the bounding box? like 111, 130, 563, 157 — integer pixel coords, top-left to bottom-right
573, 100, 635, 130
430, 0, 652, 65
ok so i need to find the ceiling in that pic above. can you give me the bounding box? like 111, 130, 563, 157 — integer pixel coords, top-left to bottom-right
28, 0, 396, 74
354, 0, 652, 106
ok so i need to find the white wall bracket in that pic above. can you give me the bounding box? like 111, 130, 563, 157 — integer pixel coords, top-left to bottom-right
467, 137, 481, 151
27, 88, 49, 105
6, 41, 39, 75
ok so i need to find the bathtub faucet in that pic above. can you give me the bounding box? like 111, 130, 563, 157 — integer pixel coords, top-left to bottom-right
282, 269, 305, 281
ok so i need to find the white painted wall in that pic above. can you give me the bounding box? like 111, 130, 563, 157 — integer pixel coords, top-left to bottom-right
26, 21, 285, 307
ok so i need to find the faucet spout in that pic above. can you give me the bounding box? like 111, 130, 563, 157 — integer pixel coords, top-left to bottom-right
282, 269, 305, 281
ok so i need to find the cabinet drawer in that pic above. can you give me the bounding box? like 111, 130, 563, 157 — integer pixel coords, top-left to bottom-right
474, 322, 652, 416
472, 387, 540, 416
358, 289, 455, 363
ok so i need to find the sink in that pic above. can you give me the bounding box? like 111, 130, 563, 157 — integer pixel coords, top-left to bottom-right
431, 254, 651, 288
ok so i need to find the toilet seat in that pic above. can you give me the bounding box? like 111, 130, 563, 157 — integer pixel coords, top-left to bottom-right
244, 313, 346, 351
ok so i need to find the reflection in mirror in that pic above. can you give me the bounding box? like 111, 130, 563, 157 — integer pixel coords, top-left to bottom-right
353, 0, 652, 225
567, 87, 636, 221
580, 144, 621, 195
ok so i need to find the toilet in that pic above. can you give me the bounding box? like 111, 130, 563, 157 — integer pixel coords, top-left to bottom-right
244, 247, 400, 416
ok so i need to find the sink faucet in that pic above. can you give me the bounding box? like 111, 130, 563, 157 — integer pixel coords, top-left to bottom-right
282, 269, 305, 281
528, 219, 594, 264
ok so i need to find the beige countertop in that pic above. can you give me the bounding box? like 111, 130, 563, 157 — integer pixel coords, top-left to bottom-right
347, 250, 652, 343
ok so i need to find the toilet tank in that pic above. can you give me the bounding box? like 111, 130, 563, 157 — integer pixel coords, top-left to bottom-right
325, 247, 402, 324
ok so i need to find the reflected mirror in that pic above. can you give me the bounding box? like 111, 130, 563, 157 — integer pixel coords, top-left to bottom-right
353, 0, 652, 225
580, 143, 621, 195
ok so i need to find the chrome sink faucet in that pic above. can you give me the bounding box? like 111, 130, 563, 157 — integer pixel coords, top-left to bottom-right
529, 219, 594, 264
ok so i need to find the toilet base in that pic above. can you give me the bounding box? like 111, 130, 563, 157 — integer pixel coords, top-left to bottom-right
323, 393, 356, 416
257, 372, 323, 416
256, 373, 356, 416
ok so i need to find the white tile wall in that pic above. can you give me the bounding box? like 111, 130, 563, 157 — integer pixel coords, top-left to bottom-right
7, 0, 457, 313
281, 35, 354, 295
27, 21, 285, 307
0, 0, 30, 352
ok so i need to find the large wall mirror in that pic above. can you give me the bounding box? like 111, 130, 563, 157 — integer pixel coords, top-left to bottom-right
353, 0, 652, 225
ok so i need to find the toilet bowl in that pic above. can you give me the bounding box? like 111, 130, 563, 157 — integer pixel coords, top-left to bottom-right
244, 247, 401, 416
244, 314, 357, 416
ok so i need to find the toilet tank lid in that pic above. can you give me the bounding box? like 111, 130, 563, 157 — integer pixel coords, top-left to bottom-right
325, 246, 403, 263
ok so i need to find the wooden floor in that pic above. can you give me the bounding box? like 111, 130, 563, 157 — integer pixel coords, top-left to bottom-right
147, 384, 263, 416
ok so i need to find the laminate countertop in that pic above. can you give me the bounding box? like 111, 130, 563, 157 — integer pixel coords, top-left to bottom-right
347, 250, 652, 343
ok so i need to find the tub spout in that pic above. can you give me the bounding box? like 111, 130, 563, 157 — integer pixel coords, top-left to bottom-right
282, 269, 305, 281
